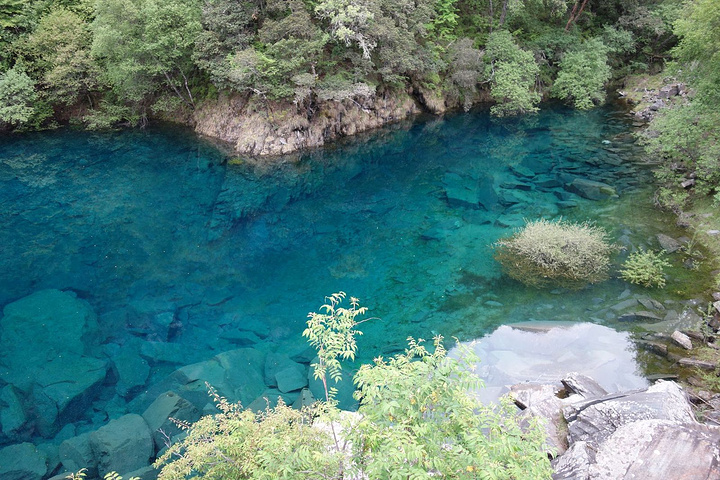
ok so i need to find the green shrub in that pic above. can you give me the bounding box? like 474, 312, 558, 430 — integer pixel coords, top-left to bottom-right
494, 218, 617, 289
155, 294, 553, 479
619, 250, 671, 288
349, 336, 553, 479
155, 389, 343, 480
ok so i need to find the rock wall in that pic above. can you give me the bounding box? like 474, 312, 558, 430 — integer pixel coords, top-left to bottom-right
193, 91, 421, 157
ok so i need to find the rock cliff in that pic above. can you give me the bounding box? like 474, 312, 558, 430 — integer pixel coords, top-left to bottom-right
193, 91, 421, 157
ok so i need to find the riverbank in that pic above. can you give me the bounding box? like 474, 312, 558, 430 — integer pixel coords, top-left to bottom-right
619, 73, 720, 399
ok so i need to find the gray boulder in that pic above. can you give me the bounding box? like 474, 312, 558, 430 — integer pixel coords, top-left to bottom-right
0, 289, 107, 437
32, 355, 108, 437
671, 330, 693, 350
0, 442, 47, 480
276, 365, 308, 393
589, 420, 720, 479
561, 373, 608, 399
442, 172, 481, 210
113, 348, 151, 397
215, 348, 267, 407
564, 381, 695, 446
552, 441, 596, 480
265, 353, 308, 393
0, 385, 27, 438
89, 413, 154, 476
0, 290, 99, 379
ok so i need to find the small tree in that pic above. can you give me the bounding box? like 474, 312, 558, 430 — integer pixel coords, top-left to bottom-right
0, 66, 37, 126
620, 250, 670, 288
349, 336, 553, 479
494, 218, 617, 288
485, 30, 540, 117
552, 38, 611, 110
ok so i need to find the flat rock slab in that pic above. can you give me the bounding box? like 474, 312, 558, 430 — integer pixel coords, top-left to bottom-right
671, 330, 693, 350
565, 178, 616, 201
562, 373, 608, 399
590, 420, 720, 480
564, 381, 695, 445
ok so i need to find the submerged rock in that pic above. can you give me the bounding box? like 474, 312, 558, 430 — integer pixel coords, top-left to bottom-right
142, 391, 200, 452
0, 442, 47, 480
656, 233, 682, 253
0, 289, 107, 437
565, 178, 617, 201
89, 413, 154, 477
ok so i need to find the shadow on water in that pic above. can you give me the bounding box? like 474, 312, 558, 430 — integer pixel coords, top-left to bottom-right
0, 106, 715, 449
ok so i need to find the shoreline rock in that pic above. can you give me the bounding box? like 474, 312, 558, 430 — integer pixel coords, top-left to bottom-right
193, 92, 421, 157
512, 374, 720, 479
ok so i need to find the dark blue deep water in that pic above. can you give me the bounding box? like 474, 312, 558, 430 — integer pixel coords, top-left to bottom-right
0, 106, 710, 470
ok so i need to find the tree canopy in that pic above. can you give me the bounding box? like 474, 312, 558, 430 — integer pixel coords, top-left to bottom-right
0, 0, 690, 129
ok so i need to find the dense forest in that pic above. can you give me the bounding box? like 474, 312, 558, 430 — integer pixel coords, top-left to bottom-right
0, 0, 681, 127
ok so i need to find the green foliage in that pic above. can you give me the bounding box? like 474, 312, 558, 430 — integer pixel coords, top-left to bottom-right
429, 0, 459, 40
155, 387, 343, 480
156, 294, 553, 479
642, 0, 720, 205
619, 250, 670, 288
0, 65, 37, 125
494, 218, 617, 289
448, 37, 483, 110
485, 30, 540, 116
21, 7, 99, 105
552, 37, 611, 109
91, 0, 202, 106
673, 0, 720, 93
303, 291, 368, 401
66, 469, 140, 480
644, 99, 720, 201
315, 0, 377, 58
349, 336, 553, 479
0, 0, 24, 29
192, 0, 256, 89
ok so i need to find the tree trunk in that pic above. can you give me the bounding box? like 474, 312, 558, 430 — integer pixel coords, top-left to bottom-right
565, 0, 589, 31
489, 0, 493, 33
499, 0, 508, 27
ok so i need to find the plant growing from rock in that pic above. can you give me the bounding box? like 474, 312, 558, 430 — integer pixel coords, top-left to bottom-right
494, 218, 617, 289
619, 250, 671, 288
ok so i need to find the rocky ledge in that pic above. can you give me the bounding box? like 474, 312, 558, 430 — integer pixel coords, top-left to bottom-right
193, 91, 421, 157
512, 373, 720, 479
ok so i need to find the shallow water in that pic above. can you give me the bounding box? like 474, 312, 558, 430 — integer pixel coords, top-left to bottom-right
0, 105, 713, 451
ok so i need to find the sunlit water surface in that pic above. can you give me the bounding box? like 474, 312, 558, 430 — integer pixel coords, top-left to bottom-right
0, 105, 712, 455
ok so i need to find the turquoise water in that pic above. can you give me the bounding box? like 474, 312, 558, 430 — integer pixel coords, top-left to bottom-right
0, 105, 710, 455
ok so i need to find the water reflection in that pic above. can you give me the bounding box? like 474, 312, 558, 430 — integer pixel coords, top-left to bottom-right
455, 322, 649, 403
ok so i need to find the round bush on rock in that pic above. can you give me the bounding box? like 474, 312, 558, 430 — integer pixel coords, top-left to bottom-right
494, 218, 617, 289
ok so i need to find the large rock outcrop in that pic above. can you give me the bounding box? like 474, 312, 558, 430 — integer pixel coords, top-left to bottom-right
194, 93, 420, 156
511, 374, 720, 480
